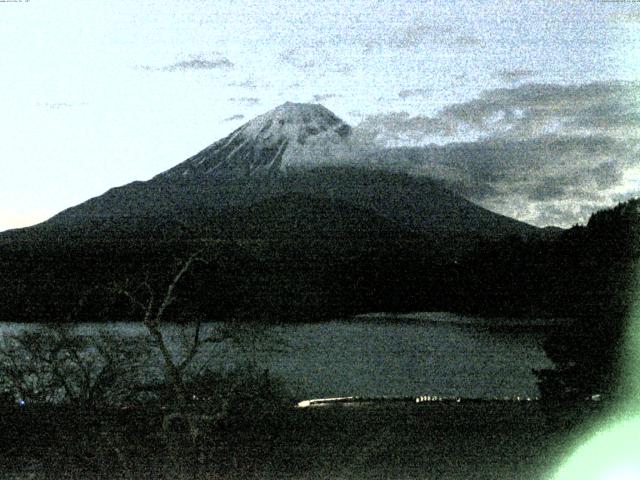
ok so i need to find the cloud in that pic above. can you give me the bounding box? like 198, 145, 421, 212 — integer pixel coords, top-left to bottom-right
36, 102, 87, 109
357, 81, 640, 145
229, 97, 260, 106
497, 68, 536, 82
164, 57, 233, 71
278, 48, 317, 70
142, 54, 234, 72
397, 22, 434, 47
375, 135, 627, 201
613, 11, 640, 23
487, 198, 605, 230
398, 88, 431, 99
363, 20, 483, 51
223, 114, 245, 122
365, 22, 440, 49
228, 79, 258, 89
355, 81, 640, 227
453, 35, 483, 47
312, 93, 340, 102
328, 63, 353, 74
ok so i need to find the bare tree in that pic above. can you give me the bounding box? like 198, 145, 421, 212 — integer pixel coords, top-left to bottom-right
112, 249, 229, 442
0, 324, 152, 407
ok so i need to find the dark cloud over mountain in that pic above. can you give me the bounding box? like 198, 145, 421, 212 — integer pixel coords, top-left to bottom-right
355, 81, 640, 227
359, 81, 640, 143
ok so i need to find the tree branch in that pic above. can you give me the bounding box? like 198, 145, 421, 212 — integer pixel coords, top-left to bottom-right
152, 249, 204, 325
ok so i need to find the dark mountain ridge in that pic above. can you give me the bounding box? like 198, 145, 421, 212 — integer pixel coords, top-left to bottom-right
11, 166, 536, 245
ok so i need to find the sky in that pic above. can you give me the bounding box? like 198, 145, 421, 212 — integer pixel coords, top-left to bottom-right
1, 0, 640, 230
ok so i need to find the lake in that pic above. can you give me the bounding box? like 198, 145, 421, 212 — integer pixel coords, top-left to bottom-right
0, 312, 557, 400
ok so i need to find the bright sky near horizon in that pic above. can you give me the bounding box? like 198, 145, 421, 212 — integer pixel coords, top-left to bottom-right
1, 0, 640, 230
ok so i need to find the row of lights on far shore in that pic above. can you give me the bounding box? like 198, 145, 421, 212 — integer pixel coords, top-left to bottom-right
296, 394, 603, 407
13, 393, 603, 409
416, 394, 602, 402
414, 395, 544, 403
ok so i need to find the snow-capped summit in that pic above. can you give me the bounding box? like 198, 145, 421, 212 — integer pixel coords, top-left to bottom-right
162, 102, 354, 179
241, 102, 351, 145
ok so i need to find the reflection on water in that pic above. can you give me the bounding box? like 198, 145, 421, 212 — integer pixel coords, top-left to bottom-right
0, 312, 555, 399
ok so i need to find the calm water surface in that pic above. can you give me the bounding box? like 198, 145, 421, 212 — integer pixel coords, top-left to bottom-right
0, 312, 556, 399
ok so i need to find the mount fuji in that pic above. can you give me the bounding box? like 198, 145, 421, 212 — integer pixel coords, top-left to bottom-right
0, 102, 543, 323
6, 102, 537, 243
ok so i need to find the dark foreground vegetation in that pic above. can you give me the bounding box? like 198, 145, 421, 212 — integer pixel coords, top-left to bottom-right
0, 196, 638, 479
0, 400, 607, 480
0, 320, 607, 479
2, 198, 639, 400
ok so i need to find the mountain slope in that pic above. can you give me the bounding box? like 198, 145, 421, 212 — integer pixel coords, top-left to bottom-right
5, 166, 537, 254
0, 102, 545, 323
3, 102, 537, 245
